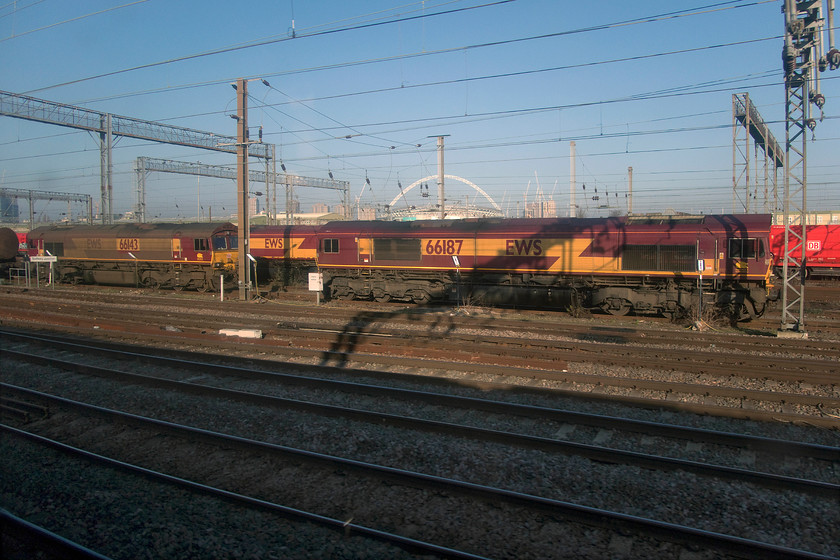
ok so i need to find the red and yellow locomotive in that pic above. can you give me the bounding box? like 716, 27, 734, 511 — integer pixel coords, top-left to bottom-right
27, 222, 238, 291
308, 214, 773, 320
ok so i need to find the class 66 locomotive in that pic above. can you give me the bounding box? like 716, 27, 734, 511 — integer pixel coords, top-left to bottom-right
20, 215, 779, 322
305, 214, 774, 322
26, 222, 238, 292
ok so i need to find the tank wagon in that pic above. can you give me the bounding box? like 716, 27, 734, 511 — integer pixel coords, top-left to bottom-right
0, 227, 25, 280
312, 214, 773, 320
27, 222, 238, 291
770, 224, 840, 278
0, 227, 21, 261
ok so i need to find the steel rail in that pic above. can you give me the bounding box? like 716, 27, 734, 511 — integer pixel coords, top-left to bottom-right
2, 359, 836, 496
2, 331, 837, 460
0, 425, 488, 560
0, 508, 113, 560
3, 327, 839, 432
2, 390, 835, 560
2, 295, 838, 384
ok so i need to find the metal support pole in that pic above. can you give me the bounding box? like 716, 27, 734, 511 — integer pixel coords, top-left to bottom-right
570, 141, 576, 218
236, 78, 250, 301
436, 136, 446, 219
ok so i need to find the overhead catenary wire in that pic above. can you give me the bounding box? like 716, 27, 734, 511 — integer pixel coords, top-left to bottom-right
19, 0, 517, 95
4, 0, 838, 219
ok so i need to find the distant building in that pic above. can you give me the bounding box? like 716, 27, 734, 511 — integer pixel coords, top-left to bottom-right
524, 200, 556, 218
773, 211, 840, 225
1, 196, 20, 223
357, 207, 377, 220
312, 203, 330, 214
292, 212, 344, 225
333, 204, 350, 219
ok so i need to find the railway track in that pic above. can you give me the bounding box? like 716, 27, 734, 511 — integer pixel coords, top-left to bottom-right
2, 336, 838, 559
1, 288, 838, 425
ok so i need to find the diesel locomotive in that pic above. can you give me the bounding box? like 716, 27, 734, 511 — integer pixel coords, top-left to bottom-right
26, 222, 238, 291
19, 214, 780, 320
304, 214, 774, 320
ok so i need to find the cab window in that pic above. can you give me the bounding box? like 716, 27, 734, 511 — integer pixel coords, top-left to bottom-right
729, 238, 764, 259
194, 238, 209, 251
323, 238, 339, 253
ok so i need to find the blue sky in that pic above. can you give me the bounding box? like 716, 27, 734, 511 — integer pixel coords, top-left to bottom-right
1, 0, 838, 221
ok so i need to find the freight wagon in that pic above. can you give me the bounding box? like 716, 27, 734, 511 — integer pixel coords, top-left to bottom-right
770, 224, 840, 278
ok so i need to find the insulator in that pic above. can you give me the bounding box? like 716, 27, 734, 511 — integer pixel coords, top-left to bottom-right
828, 49, 840, 71
783, 45, 797, 76
811, 93, 825, 108
806, 118, 817, 131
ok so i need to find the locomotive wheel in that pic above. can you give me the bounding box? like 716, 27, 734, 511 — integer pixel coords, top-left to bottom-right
411, 290, 431, 304
331, 286, 355, 300
197, 279, 214, 293
372, 287, 391, 303
142, 276, 161, 290
604, 299, 631, 316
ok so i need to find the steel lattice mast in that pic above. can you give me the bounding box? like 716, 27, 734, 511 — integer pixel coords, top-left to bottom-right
779, 0, 838, 336
0, 90, 272, 225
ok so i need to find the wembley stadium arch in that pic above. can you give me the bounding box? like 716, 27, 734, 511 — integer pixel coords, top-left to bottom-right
387, 174, 502, 219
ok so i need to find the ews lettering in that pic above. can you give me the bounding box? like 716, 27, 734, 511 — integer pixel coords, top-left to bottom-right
264, 238, 285, 250
505, 239, 543, 256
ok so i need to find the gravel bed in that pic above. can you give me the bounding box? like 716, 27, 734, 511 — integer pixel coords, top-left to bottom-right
1, 433, 420, 560
2, 356, 838, 558
2, 290, 839, 558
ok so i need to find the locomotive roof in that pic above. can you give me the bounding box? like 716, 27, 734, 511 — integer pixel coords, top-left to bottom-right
28, 222, 236, 238
315, 214, 771, 234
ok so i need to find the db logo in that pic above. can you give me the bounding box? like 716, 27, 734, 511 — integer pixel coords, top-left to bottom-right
806, 240, 821, 252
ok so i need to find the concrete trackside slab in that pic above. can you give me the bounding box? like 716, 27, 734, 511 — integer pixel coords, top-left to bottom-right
219, 329, 263, 339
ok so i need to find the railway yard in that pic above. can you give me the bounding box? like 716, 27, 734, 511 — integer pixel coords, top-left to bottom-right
1, 284, 838, 559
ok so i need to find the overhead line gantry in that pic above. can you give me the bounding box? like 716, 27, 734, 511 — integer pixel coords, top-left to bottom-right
0, 90, 272, 224
0, 187, 93, 226
731, 93, 784, 214
135, 157, 350, 223
778, 0, 838, 337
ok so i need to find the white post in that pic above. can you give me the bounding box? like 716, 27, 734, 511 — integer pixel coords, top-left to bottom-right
220, 275, 224, 302
570, 141, 576, 218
